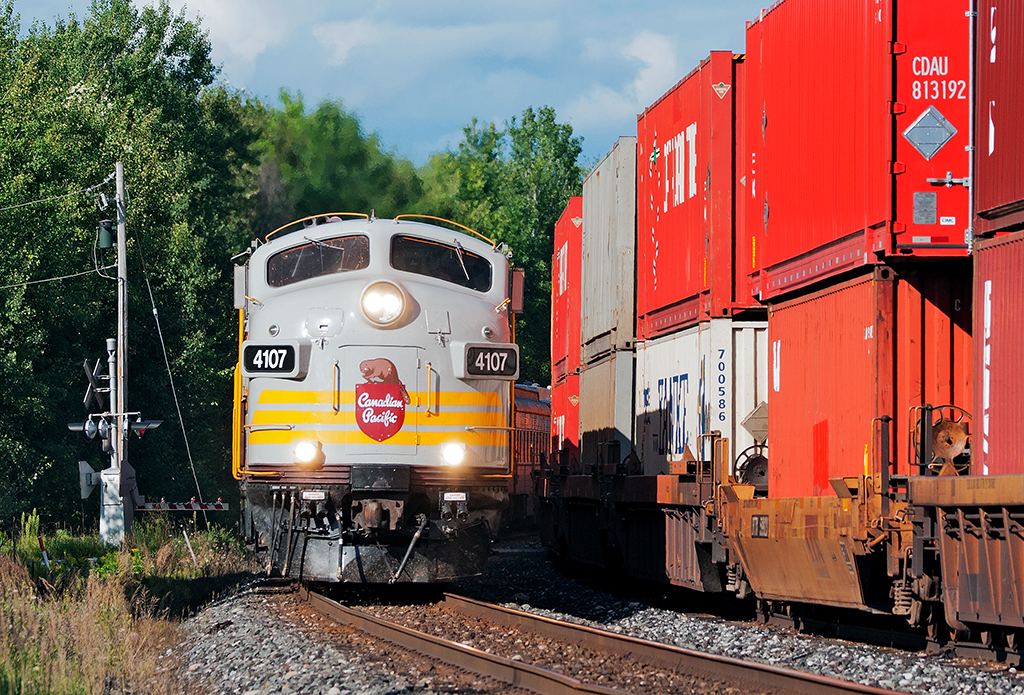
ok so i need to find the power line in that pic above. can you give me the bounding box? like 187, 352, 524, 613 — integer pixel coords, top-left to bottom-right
131, 225, 208, 521
0, 174, 115, 214
0, 265, 115, 291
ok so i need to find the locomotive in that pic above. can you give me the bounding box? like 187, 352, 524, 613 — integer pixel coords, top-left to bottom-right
232, 214, 523, 583
541, 0, 1024, 662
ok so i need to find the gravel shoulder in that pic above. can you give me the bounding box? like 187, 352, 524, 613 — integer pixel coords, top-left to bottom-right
173, 534, 1024, 695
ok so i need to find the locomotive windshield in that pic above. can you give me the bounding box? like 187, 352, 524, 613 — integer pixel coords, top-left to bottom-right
267, 235, 369, 288
390, 235, 492, 292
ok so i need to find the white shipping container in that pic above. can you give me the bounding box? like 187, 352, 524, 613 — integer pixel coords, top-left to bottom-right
634, 319, 768, 475
581, 136, 637, 359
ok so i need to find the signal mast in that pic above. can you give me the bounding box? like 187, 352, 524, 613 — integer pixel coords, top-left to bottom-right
68, 162, 161, 545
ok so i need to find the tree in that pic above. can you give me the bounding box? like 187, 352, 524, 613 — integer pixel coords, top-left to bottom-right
255, 92, 423, 237
0, 0, 261, 526
419, 108, 584, 384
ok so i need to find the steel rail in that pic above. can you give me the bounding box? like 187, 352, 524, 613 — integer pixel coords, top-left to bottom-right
440, 593, 911, 695
306, 590, 628, 695
307, 589, 910, 695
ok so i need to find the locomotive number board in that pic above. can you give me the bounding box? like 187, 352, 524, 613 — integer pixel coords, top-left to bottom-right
466, 346, 518, 377
242, 342, 298, 377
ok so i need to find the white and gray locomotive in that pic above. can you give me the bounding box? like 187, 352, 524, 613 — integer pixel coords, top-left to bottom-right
232, 214, 521, 583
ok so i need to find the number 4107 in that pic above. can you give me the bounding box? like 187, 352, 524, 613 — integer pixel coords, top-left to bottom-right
252, 348, 288, 370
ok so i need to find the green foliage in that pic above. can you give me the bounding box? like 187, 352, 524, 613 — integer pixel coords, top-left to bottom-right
15, 509, 41, 561
255, 91, 423, 236
0, 0, 261, 524
47, 528, 107, 560
420, 108, 584, 383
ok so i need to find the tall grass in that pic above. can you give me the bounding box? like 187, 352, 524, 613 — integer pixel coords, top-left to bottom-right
0, 512, 256, 694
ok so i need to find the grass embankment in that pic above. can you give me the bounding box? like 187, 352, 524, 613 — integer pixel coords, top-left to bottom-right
0, 511, 256, 694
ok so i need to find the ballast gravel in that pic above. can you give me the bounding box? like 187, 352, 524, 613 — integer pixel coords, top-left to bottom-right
177, 580, 509, 695
175, 537, 1024, 695
452, 540, 1024, 695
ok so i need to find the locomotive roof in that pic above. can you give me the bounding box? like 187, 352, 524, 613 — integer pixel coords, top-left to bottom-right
259, 215, 501, 258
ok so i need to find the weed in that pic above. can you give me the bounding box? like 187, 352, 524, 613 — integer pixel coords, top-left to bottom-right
0, 516, 257, 693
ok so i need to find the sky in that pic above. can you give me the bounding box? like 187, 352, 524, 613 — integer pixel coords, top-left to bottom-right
21, 0, 769, 167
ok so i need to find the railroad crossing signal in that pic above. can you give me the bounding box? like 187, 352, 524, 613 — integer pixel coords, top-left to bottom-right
82, 358, 107, 410
70, 163, 227, 546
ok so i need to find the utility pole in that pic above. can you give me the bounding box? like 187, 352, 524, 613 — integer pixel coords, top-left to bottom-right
72, 163, 194, 544
116, 161, 127, 466
99, 162, 138, 544
114, 161, 139, 539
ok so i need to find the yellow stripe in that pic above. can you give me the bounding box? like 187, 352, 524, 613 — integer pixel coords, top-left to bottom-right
251, 409, 504, 427
256, 389, 502, 407
249, 429, 508, 447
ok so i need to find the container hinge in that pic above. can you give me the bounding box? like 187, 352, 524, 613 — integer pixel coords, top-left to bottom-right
890, 161, 907, 175
966, 10, 978, 18
892, 221, 907, 234
926, 171, 969, 188
889, 101, 906, 115
889, 41, 907, 55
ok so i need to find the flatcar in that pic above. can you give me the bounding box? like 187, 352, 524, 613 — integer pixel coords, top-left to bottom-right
232, 213, 523, 583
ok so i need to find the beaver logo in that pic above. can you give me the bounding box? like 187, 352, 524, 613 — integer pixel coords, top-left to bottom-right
359, 358, 410, 404
356, 358, 408, 442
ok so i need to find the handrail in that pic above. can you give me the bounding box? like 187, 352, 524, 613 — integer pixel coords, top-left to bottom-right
265, 212, 370, 241
394, 214, 496, 247
333, 361, 341, 413
426, 362, 434, 416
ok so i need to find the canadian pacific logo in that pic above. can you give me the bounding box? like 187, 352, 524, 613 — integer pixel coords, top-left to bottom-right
356, 358, 410, 442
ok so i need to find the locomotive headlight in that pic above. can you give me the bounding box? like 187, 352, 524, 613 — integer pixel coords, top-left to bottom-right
361, 281, 405, 325
293, 440, 325, 470
442, 443, 466, 466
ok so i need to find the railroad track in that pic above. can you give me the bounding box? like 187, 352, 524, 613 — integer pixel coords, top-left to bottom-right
304, 588, 912, 695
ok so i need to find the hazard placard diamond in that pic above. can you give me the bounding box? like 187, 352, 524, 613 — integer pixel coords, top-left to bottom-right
903, 106, 957, 161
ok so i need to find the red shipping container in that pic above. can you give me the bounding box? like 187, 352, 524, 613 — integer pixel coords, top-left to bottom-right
974, 231, 1024, 475
974, 1, 1024, 234
636, 52, 756, 339
552, 197, 583, 384
550, 375, 580, 465
746, 0, 972, 301
768, 263, 972, 498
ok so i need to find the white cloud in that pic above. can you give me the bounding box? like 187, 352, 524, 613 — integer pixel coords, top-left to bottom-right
314, 20, 381, 65
561, 84, 638, 132
624, 33, 678, 106
562, 32, 678, 132
313, 18, 559, 68
161, 0, 288, 63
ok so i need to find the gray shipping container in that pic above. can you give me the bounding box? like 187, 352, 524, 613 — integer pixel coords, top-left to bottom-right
579, 350, 635, 468
581, 136, 637, 362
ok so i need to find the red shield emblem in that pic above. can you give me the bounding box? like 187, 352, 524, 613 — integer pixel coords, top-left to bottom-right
355, 383, 406, 442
